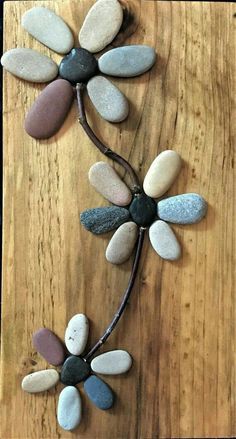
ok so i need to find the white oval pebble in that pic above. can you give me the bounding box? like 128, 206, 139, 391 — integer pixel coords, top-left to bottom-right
149, 220, 181, 260
87, 76, 129, 122
57, 386, 82, 431
79, 0, 123, 53
21, 369, 59, 393
143, 150, 182, 198
65, 314, 89, 356
91, 350, 132, 375
1, 48, 58, 83
89, 161, 132, 206
22, 7, 74, 54
106, 222, 138, 264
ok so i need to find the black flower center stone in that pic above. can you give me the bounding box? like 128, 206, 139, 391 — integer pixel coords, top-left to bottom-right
60, 355, 91, 385
59, 48, 98, 84
129, 192, 156, 227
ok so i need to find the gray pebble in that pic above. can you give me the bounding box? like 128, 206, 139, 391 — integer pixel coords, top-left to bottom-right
157, 193, 207, 224
57, 386, 82, 431
80, 206, 130, 234
149, 220, 181, 261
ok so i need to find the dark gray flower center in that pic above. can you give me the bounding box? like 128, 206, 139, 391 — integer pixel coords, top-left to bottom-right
129, 192, 156, 227
59, 48, 98, 84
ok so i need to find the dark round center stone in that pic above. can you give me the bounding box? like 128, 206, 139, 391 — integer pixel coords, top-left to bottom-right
59, 48, 98, 84
60, 355, 90, 385
129, 192, 156, 227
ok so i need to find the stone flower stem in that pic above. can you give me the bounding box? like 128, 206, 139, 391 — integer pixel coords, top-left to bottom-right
84, 227, 146, 361
76, 83, 141, 194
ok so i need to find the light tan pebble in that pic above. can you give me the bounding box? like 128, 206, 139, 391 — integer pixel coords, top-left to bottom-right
65, 314, 89, 356
21, 369, 59, 393
106, 222, 138, 264
91, 350, 132, 375
149, 220, 181, 260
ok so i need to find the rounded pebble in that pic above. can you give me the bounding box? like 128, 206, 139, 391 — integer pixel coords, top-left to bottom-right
129, 192, 156, 226
1, 48, 58, 83
157, 193, 208, 224
89, 161, 132, 206
22, 7, 74, 54
91, 350, 132, 375
33, 328, 65, 366
22, 369, 59, 393
84, 375, 115, 410
65, 314, 89, 356
149, 220, 181, 261
87, 75, 129, 123
57, 386, 82, 431
106, 222, 138, 264
79, 0, 123, 53
60, 356, 90, 385
80, 206, 130, 235
143, 150, 182, 198
59, 48, 98, 84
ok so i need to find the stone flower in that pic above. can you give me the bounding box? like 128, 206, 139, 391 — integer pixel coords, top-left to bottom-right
22, 314, 132, 431
80, 150, 208, 263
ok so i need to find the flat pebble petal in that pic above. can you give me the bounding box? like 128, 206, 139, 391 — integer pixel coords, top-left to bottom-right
1, 48, 58, 83
60, 356, 90, 385
149, 220, 181, 261
25, 79, 74, 139
57, 386, 82, 431
33, 328, 65, 366
87, 76, 129, 123
89, 161, 132, 206
65, 314, 89, 355
98, 45, 157, 77
22, 369, 59, 393
106, 222, 138, 264
80, 206, 130, 234
84, 375, 115, 410
91, 350, 132, 375
22, 7, 74, 54
143, 150, 182, 198
157, 193, 208, 224
79, 0, 123, 53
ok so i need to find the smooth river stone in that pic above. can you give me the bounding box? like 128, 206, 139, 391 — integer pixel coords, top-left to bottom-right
33, 328, 65, 366
79, 0, 123, 53
84, 375, 115, 410
59, 48, 98, 84
89, 161, 132, 206
25, 79, 74, 139
87, 76, 129, 123
22, 7, 74, 54
22, 369, 59, 393
60, 356, 90, 385
149, 220, 181, 261
106, 222, 138, 264
143, 150, 182, 198
91, 350, 132, 375
57, 386, 82, 431
129, 192, 156, 226
80, 206, 130, 234
1, 48, 58, 83
157, 193, 208, 224
65, 313, 89, 356
98, 45, 157, 77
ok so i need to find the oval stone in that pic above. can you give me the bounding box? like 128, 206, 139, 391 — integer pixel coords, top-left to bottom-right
143, 150, 182, 198
87, 76, 129, 123
22, 7, 74, 54
88, 161, 132, 206
65, 314, 89, 356
60, 356, 90, 385
33, 328, 65, 366
157, 193, 208, 224
106, 222, 138, 264
149, 220, 181, 261
25, 79, 74, 139
129, 192, 156, 226
84, 375, 115, 410
1, 48, 58, 83
59, 48, 98, 84
98, 45, 157, 77
57, 386, 82, 431
91, 350, 132, 375
22, 369, 59, 393
79, 0, 123, 53
80, 206, 130, 235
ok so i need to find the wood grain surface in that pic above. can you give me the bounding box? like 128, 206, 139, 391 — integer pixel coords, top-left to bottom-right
1, 1, 235, 438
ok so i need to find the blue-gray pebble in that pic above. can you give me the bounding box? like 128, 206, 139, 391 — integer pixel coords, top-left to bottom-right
84, 375, 115, 410
80, 206, 130, 234
98, 45, 156, 77
157, 193, 207, 224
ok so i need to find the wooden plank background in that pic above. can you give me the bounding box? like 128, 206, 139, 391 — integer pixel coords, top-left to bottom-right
1, 1, 235, 438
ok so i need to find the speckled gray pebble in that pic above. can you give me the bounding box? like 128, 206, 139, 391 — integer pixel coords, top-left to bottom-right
98, 45, 156, 77
57, 386, 82, 431
157, 193, 207, 224
80, 206, 130, 234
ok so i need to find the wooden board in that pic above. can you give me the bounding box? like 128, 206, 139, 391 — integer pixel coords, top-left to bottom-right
1, 1, 235, 438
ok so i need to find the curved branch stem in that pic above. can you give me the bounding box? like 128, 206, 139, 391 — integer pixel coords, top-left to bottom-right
84, 227, 146, 361
76, 83, 141, 194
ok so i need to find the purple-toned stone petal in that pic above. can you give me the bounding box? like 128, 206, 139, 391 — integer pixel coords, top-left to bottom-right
33, 328, 65, 366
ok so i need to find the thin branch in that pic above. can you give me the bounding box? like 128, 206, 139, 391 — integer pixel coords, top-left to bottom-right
84, 227, 146, 361
76, 83, 141, 194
